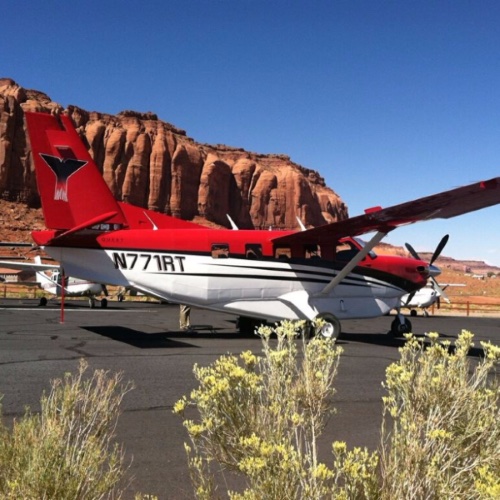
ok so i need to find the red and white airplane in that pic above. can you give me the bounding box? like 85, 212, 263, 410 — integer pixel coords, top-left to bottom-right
24, 112, 500, 337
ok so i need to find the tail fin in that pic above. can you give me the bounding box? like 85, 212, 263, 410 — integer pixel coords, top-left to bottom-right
25, 112, 127, 231
33, 255, 53, 285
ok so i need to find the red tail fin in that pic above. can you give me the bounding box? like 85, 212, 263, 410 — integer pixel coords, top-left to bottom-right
26, 112, 127, 231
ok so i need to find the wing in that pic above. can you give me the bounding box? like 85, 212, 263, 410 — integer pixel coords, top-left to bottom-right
0, 260, 59, 272
272, 177, 500, 246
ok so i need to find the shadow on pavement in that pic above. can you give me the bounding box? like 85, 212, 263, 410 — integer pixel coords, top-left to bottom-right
340, 331, 486, 358
83, 326, 199, 348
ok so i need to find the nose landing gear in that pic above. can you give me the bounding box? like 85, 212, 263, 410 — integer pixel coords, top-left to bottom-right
390, 313, 412, 337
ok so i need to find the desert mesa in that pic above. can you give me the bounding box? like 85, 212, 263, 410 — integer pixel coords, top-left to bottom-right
0, 77, 348, 232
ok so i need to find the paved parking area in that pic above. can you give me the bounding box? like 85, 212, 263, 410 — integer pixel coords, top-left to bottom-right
1, 298, 499, 498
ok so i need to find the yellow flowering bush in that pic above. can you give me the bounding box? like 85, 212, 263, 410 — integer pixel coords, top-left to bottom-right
175, 324, 500, 499
380, 330, 500, 499
0, 359, 133, 499
174, 319, 344, 499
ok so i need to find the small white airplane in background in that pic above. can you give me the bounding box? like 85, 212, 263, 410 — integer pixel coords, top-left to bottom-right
0, 256, 108, 308
400, 282, 449, 316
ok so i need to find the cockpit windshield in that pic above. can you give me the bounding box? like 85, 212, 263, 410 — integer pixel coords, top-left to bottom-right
336, 237, 377, 262
353, 237, 378, 259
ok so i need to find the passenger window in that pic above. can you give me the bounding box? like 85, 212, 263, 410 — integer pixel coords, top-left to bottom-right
245, 244, 262, 259
274, 246, 291, 260
304, 244, 321, 259
212, 244, 229, 259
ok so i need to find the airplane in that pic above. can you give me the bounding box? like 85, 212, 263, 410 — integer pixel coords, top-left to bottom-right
23, 111, 500, 338
400, 282, 448, 317
0, 256, 108, 308
399, 281, 467, 317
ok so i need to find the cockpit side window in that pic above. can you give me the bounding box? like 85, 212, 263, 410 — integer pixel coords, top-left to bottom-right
335, 241, 358, 262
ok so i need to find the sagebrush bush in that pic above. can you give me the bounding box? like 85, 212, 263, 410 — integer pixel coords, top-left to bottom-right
175, 323, 500, 500
174, 319, 346, 499
380, 330, 500, 499
0, 359, 133, 500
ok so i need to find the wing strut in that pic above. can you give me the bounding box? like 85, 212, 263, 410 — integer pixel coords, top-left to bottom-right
319, 230, 389, 295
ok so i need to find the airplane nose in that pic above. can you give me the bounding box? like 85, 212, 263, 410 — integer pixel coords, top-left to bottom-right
428, 264, 441, 278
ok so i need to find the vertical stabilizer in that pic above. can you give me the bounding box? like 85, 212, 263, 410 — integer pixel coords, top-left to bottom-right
33, 256, 53, 286
25, 112, 126, 231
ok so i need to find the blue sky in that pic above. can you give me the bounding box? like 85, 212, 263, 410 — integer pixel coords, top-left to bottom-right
4, 1, 500, 265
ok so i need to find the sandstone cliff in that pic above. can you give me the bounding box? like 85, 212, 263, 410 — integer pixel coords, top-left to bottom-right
0, 78, 348, 230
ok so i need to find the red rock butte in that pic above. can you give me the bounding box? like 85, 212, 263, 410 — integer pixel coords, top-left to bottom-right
0, 78, 348, 230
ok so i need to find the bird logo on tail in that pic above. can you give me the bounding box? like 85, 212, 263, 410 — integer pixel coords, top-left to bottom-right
40, 154, 87, 202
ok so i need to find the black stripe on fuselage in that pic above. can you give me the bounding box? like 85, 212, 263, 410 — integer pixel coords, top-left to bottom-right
63, 246, 416, 293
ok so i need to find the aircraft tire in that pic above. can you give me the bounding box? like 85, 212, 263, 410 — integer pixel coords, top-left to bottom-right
39, 297, 48, 307
237, 316, 263, 335
410, 309, 417, 317
390, 317, 412, 337
101, 298, 108, 308
314, 313, 341, 340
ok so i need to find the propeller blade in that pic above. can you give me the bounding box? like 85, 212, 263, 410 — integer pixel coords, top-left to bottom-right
430, 277, 451, 304
430, 234, 449, 265
404, 291, 416, 307
405, 242, 421, 261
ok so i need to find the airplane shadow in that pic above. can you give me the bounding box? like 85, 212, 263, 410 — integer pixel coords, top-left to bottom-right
82, 325, 487, 358
338, 332, 406, 348
339, 331, 486, 358
82, 324, 250, 347
83, 326, 199, 349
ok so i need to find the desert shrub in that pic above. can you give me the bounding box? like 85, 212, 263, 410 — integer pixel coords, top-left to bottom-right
0, 359, 133, 500
380, 330, 500, 499
174, 319, 355, 499
175, 323, 500, 500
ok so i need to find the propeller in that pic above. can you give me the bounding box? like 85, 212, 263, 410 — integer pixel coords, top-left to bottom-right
430, 234, 449, 266
406, 234, 449, 265
405, 234, 451, 304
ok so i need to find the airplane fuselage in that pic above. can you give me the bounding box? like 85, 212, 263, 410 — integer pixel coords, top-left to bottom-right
34, 228, 429, 323
41, 277, 104, 298
400, 286, 438, 310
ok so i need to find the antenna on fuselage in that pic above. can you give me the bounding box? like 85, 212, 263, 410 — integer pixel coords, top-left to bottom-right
296, 216, 307, 231
226, 214, 239, 230
143, 211, 158, 230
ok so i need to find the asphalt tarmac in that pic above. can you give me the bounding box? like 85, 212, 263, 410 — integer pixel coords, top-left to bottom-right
1, 298, 499, 499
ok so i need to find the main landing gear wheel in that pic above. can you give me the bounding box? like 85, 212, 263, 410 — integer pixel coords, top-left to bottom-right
314, 313, 341, 340
101, 298, 108, 308
39, 297, 48, 307
390, 316, 412, 337
237, 316, 264, 335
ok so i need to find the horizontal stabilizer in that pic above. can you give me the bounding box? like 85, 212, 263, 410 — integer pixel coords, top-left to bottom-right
51, 211, 118, 240
0, 260, 59, 272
